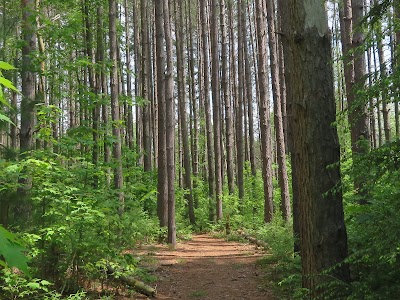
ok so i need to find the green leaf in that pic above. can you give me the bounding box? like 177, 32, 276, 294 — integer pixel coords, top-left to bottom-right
0, 226, 30, 276
0, 61, 16, 70
0, 77, 19, 93
26, 282, 41, 290
0, 113, 15, 125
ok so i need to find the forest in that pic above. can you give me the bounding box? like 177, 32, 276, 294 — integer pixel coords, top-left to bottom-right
0, 0, 399, 299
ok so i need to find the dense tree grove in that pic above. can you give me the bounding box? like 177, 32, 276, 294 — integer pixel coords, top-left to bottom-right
0, 0, 399, 299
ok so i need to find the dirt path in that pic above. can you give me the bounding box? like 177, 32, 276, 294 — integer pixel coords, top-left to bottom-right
136, 234, 273, 300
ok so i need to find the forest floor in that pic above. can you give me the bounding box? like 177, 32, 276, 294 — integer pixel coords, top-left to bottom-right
133, 234, 274, 300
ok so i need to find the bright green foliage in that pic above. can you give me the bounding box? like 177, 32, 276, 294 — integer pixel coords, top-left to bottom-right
0, 226, 30, 276
0, 147, 160, 295
345, 140, 400, 299
0, 61, 17, 125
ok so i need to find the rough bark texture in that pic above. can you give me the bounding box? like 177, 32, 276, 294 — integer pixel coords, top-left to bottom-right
20, 0, 37, 153
241, 3, 256, 178
164, 0, 176, 247
210, 0, 223, 220
176, 0, 195, 225
236, 0, 245, 203
109, 0, 124, 213
254, 0, 274, 223
350, 0, 370, 152
200, 0, 215, 220
155, 0, 168, 228
141, 0, 152, 172
265, 0, 291, 222
281, 0, 351, 295
220, 0, 235, 195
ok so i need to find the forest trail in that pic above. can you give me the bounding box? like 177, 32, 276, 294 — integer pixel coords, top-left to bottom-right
135, 234, 273, 300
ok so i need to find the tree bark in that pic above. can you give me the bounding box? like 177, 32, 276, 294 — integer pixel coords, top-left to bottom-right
200, 0, 215, 221
141, 0, 152, 172
176, 0, 195, 225
280, 0, 351, 294
164, 0, 176, 247
220, 0, 235, 195
236, 0, 245, 204
254, 0, 274, 223
265, 0, 291, 221
155, 0, 168, 228
109, 0, 124, 214
20, 0, 37, 153
210, 0, 223, 221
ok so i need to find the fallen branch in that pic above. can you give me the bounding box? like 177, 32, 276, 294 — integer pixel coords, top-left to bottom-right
106, 265, 156, 298
237, 229, 269, 249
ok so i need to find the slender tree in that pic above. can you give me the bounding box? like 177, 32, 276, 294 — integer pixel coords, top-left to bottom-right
265, 0, 291, 221
109, 0, 124, 214
210, 0, 223, 220
20, 0, 36, 153
155, 0, 168, 227
176, 0, 195, 224
254, 0, 274, 222
200, 0, 215, 220
220, 0, 235, 195
164, 0, 176, 247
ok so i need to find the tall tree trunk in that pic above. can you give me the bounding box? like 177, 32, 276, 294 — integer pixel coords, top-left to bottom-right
176, 0, 195, 225
254, 0, 274, 223
186, 0, 200, 208
265, 0, 291, 221
241, 3, 256, 178
236, 0, 245, 204
20, 0, 37, 153
210, 0, 223, 220
280, 0, 351, 295
141, 0, 152, 171
155, 0, 168, 228
395, 4, 400, 138
164, 0, 176, 247
200, 0, 215, 220
351, 0, 370, 152
109, 0, 124, 214
124, 0, 134, 150
220, 0, 235, 195
375, 16, 391, 142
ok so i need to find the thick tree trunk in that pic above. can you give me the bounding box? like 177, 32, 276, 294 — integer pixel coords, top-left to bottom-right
281, 0, 351, 295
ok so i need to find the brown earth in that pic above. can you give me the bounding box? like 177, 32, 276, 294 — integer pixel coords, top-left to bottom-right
134, 234, 273, 300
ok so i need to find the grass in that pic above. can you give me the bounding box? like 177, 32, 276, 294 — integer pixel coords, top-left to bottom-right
189, 290, 207, 298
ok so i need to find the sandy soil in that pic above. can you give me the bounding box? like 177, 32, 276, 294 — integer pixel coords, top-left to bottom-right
135, 234, 273, 300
